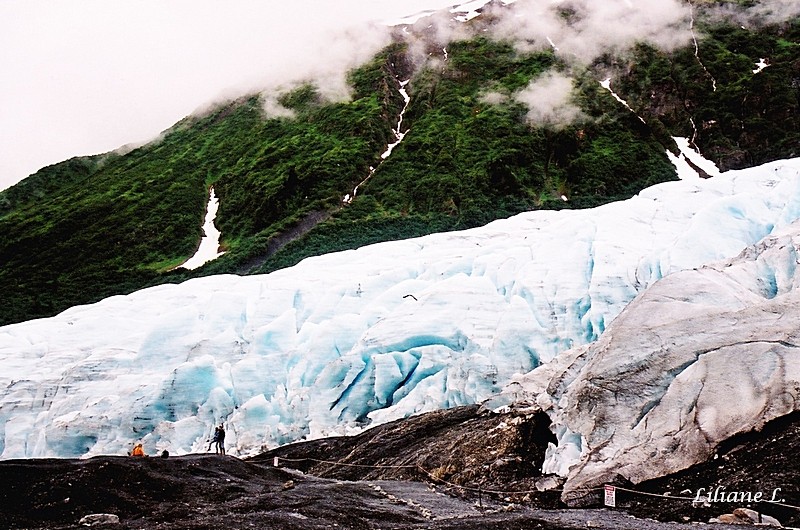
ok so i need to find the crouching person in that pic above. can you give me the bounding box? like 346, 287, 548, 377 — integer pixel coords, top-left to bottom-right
130, 443, 145, 457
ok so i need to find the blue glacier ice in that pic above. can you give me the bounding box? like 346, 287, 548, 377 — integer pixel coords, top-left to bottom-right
490, 217, 800, 501
1, 147, 800, 459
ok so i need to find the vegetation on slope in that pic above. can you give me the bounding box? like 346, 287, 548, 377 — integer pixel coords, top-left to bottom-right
614, 16, 799, 169
0, 11, 797, 325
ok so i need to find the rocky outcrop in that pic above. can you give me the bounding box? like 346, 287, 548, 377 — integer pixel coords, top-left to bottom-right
255, 405, 558, 498
492, 221, 800, 505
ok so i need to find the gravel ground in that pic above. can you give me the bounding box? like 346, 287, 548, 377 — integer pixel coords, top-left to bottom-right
0, 455, 783, 530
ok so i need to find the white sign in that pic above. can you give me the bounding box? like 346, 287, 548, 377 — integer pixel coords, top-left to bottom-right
604, 485, 616, 507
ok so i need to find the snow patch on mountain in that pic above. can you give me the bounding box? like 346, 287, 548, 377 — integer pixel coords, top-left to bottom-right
384, 0, 516, 26
669, 136, 722, 179
753, 58, 770, 74
179, 187, 225, 270
345, 78, 411, 204
1, 154, 800, 459
599, 78, 645, 124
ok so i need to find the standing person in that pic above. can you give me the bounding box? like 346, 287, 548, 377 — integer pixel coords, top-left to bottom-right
208, 426, 220, 452
215, 424, 226, 455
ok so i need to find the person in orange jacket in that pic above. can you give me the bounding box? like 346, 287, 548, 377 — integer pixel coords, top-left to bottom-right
130, 443, 145, 457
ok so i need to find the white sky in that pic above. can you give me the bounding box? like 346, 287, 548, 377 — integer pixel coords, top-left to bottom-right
0, 0, 462, 191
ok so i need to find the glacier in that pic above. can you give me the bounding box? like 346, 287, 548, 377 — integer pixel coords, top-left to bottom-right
490, 219, 800, 504
1, 150, 800, 460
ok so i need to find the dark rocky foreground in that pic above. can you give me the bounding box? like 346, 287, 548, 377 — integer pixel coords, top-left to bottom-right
1, 406, 798, 529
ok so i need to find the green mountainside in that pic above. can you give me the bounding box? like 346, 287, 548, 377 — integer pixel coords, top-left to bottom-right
0, 12, 797, 326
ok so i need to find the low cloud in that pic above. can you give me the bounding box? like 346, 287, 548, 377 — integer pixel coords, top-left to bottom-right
4, 0, 784, 191
488, 0, 691, 64
0, 0, 453, 190
479, 91, 509, 106
260, 94, 296, 120
402, 9, 476, 69
514, 71, 584, 129
748, 0, 800, 23
704, 0, 800, 27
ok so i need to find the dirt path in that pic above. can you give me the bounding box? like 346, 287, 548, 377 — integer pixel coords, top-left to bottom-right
362, 480, 756, 530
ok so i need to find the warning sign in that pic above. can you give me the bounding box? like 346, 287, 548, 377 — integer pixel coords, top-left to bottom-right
604, 485, 616, 507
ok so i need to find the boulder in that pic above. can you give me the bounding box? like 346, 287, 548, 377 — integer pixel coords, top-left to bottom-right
78, 513, 120, 526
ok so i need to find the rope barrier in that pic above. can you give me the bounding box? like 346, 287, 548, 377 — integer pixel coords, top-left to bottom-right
271, 455, 600, 497
612, 485, 698, 502
764, 499, 800, 511
270, 455, 800, 512
415, 464, 539, 495
414, 464, 606, 497
274, 455, 418, 470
